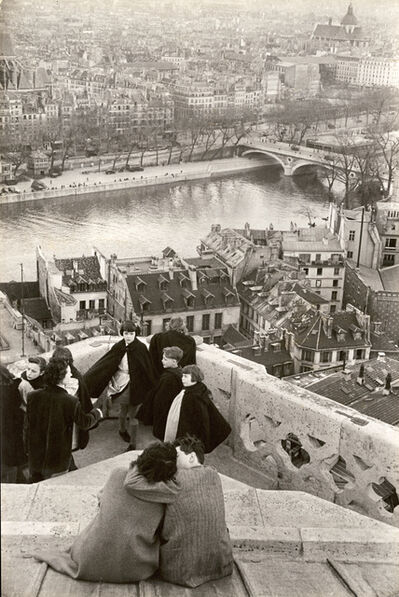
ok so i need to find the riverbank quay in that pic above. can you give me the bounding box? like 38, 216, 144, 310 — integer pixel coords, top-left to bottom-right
0, 156, 268, 207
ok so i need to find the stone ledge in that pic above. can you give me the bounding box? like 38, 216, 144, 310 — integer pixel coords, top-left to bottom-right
301, 527, 399, 563
230, 526, 302, 556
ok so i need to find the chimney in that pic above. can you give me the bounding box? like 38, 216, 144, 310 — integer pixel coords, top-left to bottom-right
322, 314, 333, 339
383, 373, 392, 396
188, 266, 198, 291
356, 363, 364, 385
168, 258, 174, 280
377, 352, 386, 361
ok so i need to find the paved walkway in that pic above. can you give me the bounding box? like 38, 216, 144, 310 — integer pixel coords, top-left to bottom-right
0, 305, 41, 365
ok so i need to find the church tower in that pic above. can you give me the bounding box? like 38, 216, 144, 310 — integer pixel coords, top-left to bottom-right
341, 3, 358, 35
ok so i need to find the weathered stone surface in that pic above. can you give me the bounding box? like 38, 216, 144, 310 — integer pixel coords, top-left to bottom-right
1, 484, 38, 521
255, 490, 387, 530
28, 485, 100, 524
2, 521, 79, 537
223, 488, 263, 526
302, 527, 399, 563
230, 526, 302, 556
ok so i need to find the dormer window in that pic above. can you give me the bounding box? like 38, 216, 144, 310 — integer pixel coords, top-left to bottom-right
136, 276, 147, 293
139, 294, 151, 312
161, 291, 174, 311
223, 287, 235, 305
182, 287, 195, 309
178, 272, 190, 288
201, 287, 214, 306
158, 274, 169, 290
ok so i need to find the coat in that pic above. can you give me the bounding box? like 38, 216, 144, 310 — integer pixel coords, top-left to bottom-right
71, 364, 93, 450
83, 338, 156, 406
0, 375, 25, 467
149, 330, 196, 378
138, 367, 183, 439
176, 382, 231, 453
160, 466, 233, 587
26, 385, 101, 477
33, 466, 181, 583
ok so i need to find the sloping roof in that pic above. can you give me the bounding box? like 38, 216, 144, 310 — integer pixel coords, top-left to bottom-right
299, 357, 399, 426
54, 255, 105, 287
23, 297, 52, 322
54, 287, 77, 305
379, 265, 399, 293
0, 281, 40, 301
126, 267, 239, 315
222, 324, 251, 348
293, 311, 370, 350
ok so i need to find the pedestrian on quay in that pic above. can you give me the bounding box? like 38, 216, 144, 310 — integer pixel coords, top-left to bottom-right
26, 359, 103, 482
164, 365, 231, 453
83, 319, 156, 450
138, 346, 183, 440
149, 316, 196, 379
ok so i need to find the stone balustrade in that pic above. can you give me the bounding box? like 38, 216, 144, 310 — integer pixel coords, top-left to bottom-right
11, 335, 399, 527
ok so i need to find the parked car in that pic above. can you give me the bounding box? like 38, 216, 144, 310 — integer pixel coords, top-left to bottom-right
327, 123, 335, 129
126, 165, 144, 172
290, 145, 299, 151
117, 166, 125, 172
105, 169, 116, 174
324, 155, 334, 161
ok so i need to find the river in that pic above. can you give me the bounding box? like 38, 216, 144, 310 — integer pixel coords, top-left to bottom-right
0, 166, 335, 281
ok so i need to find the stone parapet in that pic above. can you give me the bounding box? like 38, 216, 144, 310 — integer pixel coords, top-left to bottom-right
10, 335, 399, 527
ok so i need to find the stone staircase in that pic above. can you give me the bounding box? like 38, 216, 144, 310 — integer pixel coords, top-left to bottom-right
2, 452, 399, 597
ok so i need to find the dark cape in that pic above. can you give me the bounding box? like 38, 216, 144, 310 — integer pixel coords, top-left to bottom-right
0, 374, 25, 467
138, 367, 183, 439
27, 385, 101, 477
83, 338, 156, 406
149, 330, 196, 378
177, 382, 231, 453
70, 364, 93, 450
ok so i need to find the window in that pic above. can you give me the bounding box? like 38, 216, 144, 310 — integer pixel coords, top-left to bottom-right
339, 350, 347, 361
303, 267, 309, 275
89, 299, 95, 310
213, 335, 222, 346
203, 336, 211, 344
315, 279, 321, 287
317, 268, 323, 276
79, 300, 86, 310
315, 253, 321, 262
299, 253, 310, 263
347, 251, 353, 258
202, 314, 210, 331
334, 267, 340, 276
321, 351, 332, 363
98, 299, 105, 311
331, 291, 338, 300
162, 318, 171, 331
383, 254, 395, 266
385, 238, 397, 248
144, 320, 152, 335
330, 304, 336, 313
333, 279, 339, 287
349, 230, 355, 241
214, 312, 223, 329
356, 349, 364, 359
186, 315, 194, 332
302, 349, 314, 362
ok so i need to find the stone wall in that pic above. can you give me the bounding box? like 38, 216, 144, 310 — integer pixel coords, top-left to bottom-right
53, 335, 399, 528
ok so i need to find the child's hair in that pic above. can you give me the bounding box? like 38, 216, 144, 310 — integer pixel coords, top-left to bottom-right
182, 364, 204, 382
51, 346, 73, 365
174, 434, 205, 464
163, 346, 184, 363
133, 442, 177, 482
120, 320, 141, 335
28, 356, 47, 372
43, 359, 68, 387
